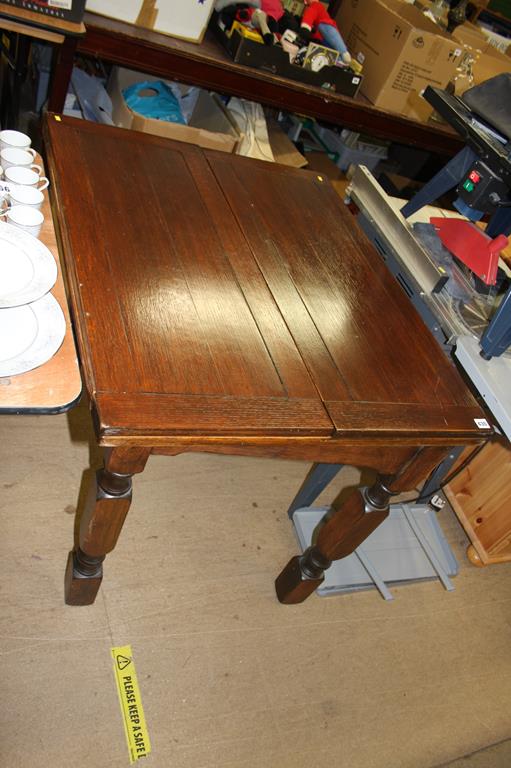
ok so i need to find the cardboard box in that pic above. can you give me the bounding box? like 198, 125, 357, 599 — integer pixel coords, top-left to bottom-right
1, 0, 85, 23
108, 67, 241, 153
404, 22, 511, 120
85, 0, 215, 43
336, 0, 463, 115
452, 23, 511, 95
267, 120, 308, 168
453, 21, 496, 53
477, 24, 511, 54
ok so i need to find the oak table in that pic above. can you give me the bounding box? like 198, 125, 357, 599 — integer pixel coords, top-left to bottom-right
43, 114, 491, 606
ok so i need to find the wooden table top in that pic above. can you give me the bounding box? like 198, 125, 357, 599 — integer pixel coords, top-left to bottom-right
43, 114, 488, 444
78, 12, 463, 157
0, 152, 81, 414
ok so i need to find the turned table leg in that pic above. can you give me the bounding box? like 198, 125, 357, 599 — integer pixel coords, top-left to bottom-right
65, 447, 150, 605
275, 447, 450, 604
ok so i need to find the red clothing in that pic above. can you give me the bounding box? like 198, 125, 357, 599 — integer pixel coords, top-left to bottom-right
301, 2, 338, 41
261, 0, 284, 21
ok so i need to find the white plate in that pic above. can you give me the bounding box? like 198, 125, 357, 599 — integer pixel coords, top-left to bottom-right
0, 222, 57, 308
0, 293, 66, 377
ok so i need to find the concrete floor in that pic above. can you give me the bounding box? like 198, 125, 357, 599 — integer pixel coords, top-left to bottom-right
2, 399, 511, 768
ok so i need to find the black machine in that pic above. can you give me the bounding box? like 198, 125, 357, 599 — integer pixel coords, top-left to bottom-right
400, 76, 511, 360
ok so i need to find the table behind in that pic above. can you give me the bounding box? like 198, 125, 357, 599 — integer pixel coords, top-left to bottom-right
72, 12, 463, 157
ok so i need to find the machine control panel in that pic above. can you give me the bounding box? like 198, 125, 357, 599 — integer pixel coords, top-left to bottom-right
457, 160, 509, 212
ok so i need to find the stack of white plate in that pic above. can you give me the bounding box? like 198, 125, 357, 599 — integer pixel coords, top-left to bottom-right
0, 222, 66, 377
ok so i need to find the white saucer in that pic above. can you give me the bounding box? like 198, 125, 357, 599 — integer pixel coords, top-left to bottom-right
0, 222, 57, 308
0, 293, 66, 377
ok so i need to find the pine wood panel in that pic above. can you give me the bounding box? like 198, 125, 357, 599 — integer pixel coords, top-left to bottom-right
445, 437, 511, 564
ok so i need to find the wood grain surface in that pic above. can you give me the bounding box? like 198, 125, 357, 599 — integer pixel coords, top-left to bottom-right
445, 436, 511, 564
43, 115, 488, 445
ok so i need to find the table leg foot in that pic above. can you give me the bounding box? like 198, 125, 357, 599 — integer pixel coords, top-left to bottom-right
275, 448, 451, 604
275, 551, 327, 604
275, 487, 383, 604
65, 447, 150, 606
64, 549, 104, 606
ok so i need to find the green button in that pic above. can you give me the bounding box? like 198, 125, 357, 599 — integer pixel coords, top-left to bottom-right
463, 180, 475, 192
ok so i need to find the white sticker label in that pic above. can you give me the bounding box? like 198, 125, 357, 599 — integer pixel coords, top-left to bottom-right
474, 418, 490, 429
352, 77, 361, 84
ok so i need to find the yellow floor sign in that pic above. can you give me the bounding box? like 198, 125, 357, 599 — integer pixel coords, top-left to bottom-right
111, 645, 151, 763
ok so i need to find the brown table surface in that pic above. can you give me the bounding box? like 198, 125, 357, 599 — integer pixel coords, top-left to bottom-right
44, 114, 486, 442
43, 114, 490, 606
0, 152, 82, 414
75, 11, 463, 157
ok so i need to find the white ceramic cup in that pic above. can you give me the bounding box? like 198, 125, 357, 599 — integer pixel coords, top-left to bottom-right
0, 147, 40, 172
2, 204, 44, 238
0, 129, 32, 153
3, 166, 49, 190
7, 184, 45, 210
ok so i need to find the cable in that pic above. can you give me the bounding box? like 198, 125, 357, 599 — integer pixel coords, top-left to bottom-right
394, 440, 489, 506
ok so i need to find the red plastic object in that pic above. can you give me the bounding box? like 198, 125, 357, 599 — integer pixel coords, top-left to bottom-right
430, 217, 508, 286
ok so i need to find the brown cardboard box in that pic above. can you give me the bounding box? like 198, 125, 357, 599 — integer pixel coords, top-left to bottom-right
477, 25, 511, 55
452, 23, 511, 96
266, 120, 308, 168
404, 23, 511, 120
452, 22, 495, 53
336, 0, 463, 116
107, 67, 241, 153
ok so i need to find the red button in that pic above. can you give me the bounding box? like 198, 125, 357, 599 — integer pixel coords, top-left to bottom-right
469, 171, 480, 183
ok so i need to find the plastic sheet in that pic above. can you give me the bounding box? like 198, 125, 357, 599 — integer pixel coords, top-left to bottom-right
122, 81, 185, 124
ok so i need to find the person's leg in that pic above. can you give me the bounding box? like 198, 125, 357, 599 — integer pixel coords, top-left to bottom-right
317, 23, 351, 62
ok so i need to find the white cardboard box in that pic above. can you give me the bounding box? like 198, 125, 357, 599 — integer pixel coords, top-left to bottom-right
85, 0, 215, 43
108, 67, 241, 153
